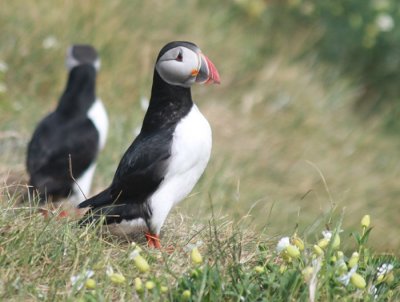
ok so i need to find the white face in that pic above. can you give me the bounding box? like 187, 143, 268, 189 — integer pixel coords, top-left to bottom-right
65, 46, 101, 71
155, 46, 201, 88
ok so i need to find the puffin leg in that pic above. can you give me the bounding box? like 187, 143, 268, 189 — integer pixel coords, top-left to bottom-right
145, 232, 161, 249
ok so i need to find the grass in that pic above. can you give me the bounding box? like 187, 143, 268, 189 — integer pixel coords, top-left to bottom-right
0, 196, 398, 301
0, 0, 399, 300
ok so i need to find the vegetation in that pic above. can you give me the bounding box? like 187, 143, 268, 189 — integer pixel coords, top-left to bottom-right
0, 0, 399, 301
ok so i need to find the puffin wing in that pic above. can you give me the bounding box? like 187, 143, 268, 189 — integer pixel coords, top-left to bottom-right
79, 129, 173, 223
27, 115, 99, 192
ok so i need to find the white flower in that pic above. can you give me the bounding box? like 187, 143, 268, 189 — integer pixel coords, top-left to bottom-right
42, 35, 59, 49
377, 263, 394, 280
0, 60, 8, 73
376, 14, 394, 32
377, 263, 393, 275
70, 270, 94, 291
322, 230, 332, 240
276, 237, 290, 253
337, 265, 357, 286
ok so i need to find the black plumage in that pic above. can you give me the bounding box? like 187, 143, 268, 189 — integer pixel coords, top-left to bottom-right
79, 41, 220, 248
27, 64, 99, 202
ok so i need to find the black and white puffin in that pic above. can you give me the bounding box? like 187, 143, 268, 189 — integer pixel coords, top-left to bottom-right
79, 41, 220, 248
27, 44, 108, 206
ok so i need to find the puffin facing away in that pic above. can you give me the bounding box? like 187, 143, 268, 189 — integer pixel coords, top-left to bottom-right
79, 41, 220, 248
27, 45, 108, 206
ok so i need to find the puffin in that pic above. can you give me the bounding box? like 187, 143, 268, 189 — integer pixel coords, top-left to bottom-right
26, 44, 108, 206
79, 41, 220, 248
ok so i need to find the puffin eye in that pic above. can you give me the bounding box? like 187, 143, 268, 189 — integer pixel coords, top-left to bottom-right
176, 51, 183, 62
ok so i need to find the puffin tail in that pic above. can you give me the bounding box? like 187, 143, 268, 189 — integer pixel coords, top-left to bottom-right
78, 187, 114, 226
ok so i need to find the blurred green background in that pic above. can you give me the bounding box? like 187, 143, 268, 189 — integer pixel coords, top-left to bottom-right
0, 0, 399, 251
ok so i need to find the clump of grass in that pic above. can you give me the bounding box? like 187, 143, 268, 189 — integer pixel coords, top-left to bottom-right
0, 186, 398, 301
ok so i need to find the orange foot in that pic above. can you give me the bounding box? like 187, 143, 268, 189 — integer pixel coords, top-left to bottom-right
145, 232, 161, 249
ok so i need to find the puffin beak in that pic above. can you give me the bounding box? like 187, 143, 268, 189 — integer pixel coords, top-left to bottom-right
196, 53, 221, 85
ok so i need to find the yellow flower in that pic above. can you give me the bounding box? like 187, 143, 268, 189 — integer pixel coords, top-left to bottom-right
85, 278, 96, 290
191, 247, 203, 265
361, 215, 370, 228
302, 266, 313, 283
130, 250, 150, 273
110, 273, 126, 284
313, 245, 324, 256
145, 281, 155, 290
135, 277, 144, 293
291, 235, 305, 251
317, 238, 329, 249
286, 245, 300, 258
350, 273, 366, 289
254, 266, 265, 273
182, 290, 191, 301
348, 252, 359, 269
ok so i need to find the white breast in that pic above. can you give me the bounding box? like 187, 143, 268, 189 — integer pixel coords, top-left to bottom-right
149, 104, 212, 234
87, 98, 109, 150
70, 99, 109, 205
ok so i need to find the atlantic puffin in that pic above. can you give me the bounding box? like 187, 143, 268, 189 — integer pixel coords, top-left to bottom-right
79, 41, 220, 248
27, 44, 108, 206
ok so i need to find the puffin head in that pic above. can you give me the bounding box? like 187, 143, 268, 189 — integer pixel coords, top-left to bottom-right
155, 41, 220, 88
65, 44, 100, 71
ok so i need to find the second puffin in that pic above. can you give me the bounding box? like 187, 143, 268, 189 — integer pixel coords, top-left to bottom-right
79, 41, 220, 248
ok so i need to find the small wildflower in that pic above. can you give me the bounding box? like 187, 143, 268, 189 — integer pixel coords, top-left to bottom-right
276, 237, 290, 253
302, 266, 313, 283
351, 273, 366, 289
276, 236, 300, 259
85, 278, 96, 290
286, 245, 300, 258
376, 263, 394, 284
319, 230, 340, 249
254, 266, 265, 273
361, 215, 370, 228
71, 270, 95, 291
160, 285, 168, 293
317, 238, 329, 249
291, 234, 305, 251
182, 290, 191, 301
130, 250, 150, 273
191, 247, 203, 265
109, 273, 126, 284
313, 245, 324, 256
338, 265, 358, 286
145, 281, 155, 290
135, 277, 144, 294
42, 35, 59, 49
348, 252, 359, 268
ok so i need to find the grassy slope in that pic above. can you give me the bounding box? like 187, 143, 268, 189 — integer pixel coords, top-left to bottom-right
0, 0, 399, 300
